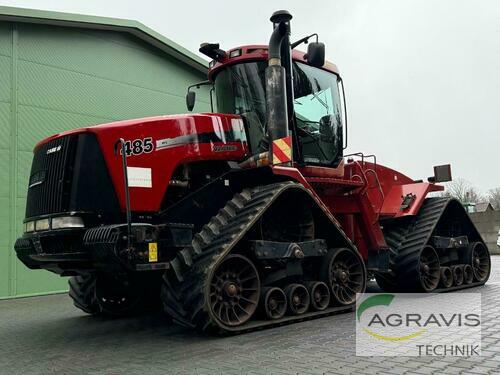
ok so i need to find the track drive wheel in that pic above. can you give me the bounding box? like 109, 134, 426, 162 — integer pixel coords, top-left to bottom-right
399, 245, 440, 292
321, 248, 366, 306
466, 242, 491, 282
208, 254, 260, 327
417, 246, 441, 292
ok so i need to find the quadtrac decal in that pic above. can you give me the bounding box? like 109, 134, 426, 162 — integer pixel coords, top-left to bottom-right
120, 137, 154, 156
156, 134, 198, 151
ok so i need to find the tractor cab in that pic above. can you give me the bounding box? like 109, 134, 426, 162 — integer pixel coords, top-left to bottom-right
190, 43, 347, 168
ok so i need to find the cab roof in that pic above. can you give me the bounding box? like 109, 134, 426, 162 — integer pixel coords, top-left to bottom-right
207, 45, 340, 81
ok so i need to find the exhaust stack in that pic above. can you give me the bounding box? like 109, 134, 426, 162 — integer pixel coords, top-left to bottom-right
266, 10, 292, 164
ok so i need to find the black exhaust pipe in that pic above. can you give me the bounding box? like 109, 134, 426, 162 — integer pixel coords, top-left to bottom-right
266, 10, 292, 164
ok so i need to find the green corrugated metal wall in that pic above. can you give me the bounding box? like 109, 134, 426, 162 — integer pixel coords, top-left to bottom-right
0, 21, 210, 298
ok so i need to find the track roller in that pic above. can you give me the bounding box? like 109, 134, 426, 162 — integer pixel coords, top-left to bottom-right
466, 242, 491, 282
321, 248, 366, 305
285, 284, 310, 315
463, 264, 474, 284
306, 281, 330, 311
439, 267, 453, 288
452, 265, 464, 286
261, 287, 287, 320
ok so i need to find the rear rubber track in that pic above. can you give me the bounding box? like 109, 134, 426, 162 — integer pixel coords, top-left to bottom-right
379, 197, 488, 292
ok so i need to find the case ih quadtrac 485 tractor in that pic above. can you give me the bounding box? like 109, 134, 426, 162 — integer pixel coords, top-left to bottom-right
15, 11, 490, 333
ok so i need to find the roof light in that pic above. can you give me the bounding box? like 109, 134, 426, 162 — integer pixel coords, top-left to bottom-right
229, 49, 242, 58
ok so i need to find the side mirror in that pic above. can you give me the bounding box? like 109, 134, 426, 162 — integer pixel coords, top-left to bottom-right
186, 90, 196, 111
428, 164, 452, 183
306, 42, 325, 67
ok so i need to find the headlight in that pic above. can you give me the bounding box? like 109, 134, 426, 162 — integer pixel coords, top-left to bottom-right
25, 221, 35, 233
51, 216, 84, 229
35, 218, 50, 231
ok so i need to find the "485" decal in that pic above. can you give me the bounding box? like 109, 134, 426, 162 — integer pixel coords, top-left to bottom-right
120, 137, 154, 156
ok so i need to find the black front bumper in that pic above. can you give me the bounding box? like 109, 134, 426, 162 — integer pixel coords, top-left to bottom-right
14, 228, 92, 275
14, 223, 193, 276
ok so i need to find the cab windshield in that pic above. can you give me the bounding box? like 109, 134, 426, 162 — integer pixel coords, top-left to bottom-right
214, 61, 344, 166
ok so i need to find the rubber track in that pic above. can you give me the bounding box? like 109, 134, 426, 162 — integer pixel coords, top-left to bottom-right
161, 182, 354, 334
374, 223, 409, 291
380, 197, 488, 292
68, 275, 100, 315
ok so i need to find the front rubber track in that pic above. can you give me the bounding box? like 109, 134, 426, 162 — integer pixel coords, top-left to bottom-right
69, 274, 100, 315
161, 182, 355, 334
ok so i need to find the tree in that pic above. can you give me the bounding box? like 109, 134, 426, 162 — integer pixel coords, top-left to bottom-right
488, 187, 500, 210
442, 178, 484, 204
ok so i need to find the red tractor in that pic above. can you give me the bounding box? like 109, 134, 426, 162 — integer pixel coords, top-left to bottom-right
15, 10, 490, 333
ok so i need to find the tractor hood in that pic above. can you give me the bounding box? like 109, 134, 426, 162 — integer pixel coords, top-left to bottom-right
32, 113, 249, 212
35, 113, 248, 152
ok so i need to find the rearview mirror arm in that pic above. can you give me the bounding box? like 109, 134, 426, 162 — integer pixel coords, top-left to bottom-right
186, 80, 213, 112
291, 33, 318, 49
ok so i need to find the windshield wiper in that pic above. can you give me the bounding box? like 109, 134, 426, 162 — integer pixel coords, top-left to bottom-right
310, 78, 329, 111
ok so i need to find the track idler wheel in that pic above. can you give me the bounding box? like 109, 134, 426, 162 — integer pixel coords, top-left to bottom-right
285, 284, 310, 315
417, 246, 441, 292
439, 267, 453, 288
321, 248, 366, 305
452, 265, 464, 286
466, 242, 491, 282
261, 287, 287, 320
306, 281, 330, 311
208, 254, 260, 327
463, 264, 474, 284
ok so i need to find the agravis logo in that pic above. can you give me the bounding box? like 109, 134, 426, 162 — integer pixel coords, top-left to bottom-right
357, 294, 427, 342
356, 293, 481, 356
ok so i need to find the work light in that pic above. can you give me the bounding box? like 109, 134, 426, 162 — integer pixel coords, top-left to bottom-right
35, 218, 50, 231
25, 221, 35, 233
51, 216, 84, 229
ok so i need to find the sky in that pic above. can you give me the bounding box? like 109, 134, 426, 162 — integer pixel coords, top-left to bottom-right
2, 0, 500, 193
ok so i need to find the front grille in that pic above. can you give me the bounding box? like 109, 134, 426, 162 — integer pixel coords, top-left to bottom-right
26, 136, 77, 217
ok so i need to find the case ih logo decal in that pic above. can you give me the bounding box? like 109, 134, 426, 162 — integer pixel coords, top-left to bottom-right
46, 145, 62, 154
119, 137, 154, 156
212, 144, 238, 152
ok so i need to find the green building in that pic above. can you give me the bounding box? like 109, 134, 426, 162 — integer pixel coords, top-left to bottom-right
0, 6, 210, 298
